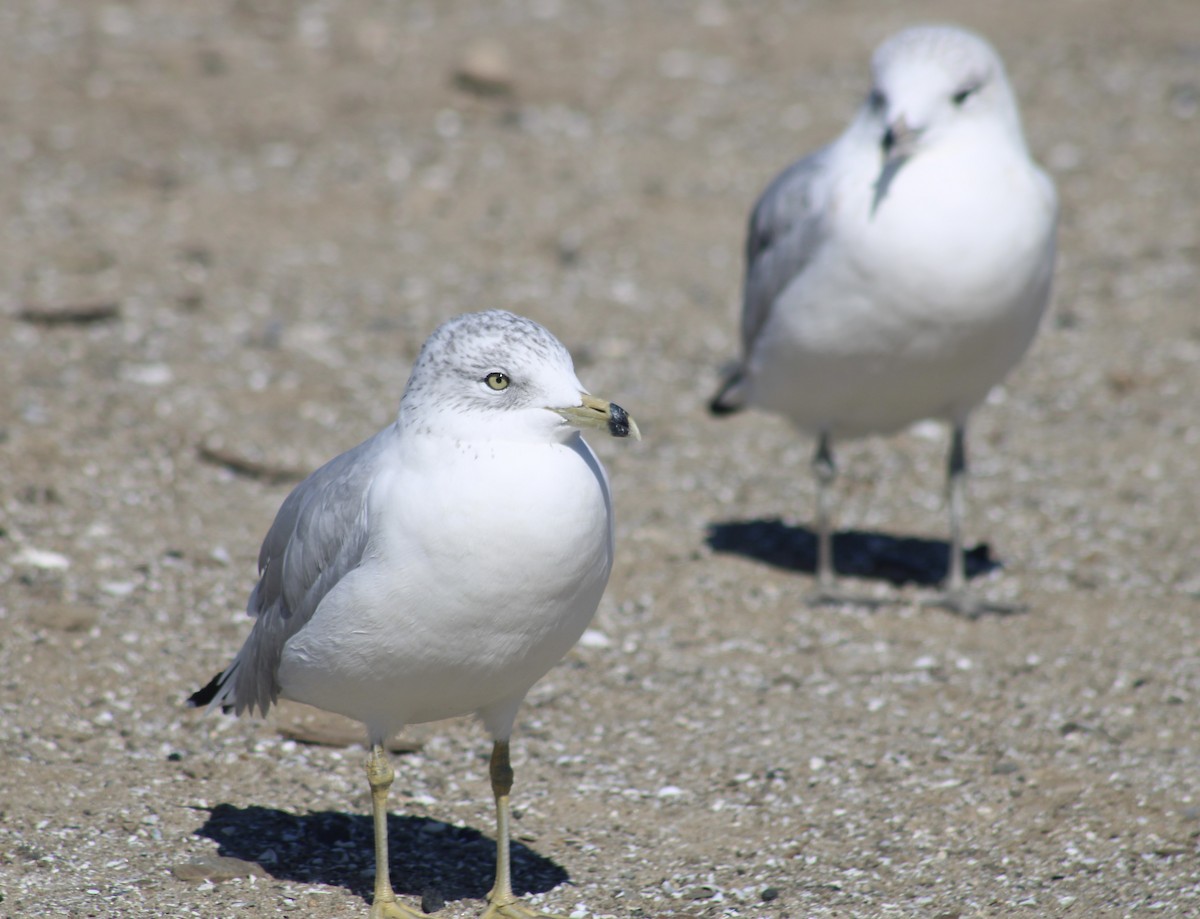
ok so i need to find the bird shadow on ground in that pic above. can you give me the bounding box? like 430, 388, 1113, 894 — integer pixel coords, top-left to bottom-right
706, 518, 1000, 586
193, 803, 568, 908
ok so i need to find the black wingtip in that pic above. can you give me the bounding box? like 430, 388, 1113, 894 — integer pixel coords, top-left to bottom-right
709, 395, 742, 417
187, 671, 227, 710
709, 372, 746, 417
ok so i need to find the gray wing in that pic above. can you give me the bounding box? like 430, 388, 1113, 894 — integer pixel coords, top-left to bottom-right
741, 147, 833, 355
210, 424, 398, 716
711, 147, 833, 414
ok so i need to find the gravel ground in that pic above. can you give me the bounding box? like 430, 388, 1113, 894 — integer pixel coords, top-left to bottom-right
2, 1, 1198, 917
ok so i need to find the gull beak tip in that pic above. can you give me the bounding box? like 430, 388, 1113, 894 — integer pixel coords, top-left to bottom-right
609, 402, 641, 441
557, 394, 641, 441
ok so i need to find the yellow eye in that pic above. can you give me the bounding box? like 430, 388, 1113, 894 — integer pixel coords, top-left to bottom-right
485, 371, 510, 391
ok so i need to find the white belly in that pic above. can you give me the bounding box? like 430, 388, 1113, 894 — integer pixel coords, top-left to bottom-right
276, 434, 613, 739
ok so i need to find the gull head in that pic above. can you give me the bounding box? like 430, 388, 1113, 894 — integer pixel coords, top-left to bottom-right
399, 310, 639, 444
864, 24, 1025, 212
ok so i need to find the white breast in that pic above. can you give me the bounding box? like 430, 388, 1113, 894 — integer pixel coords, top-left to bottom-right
277, 432, 613, 739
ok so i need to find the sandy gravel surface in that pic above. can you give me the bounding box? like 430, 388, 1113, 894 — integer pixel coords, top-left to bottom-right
2, 1, 1198, 917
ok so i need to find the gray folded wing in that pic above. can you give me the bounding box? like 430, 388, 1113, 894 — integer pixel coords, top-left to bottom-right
740, 147, 833, 357
711, 147, 832, 414
222, 424, 397, 715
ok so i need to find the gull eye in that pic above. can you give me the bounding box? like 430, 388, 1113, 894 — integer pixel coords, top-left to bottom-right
484, 371, 510, 391
952, 84, 979, 107
868, 88, 886, 112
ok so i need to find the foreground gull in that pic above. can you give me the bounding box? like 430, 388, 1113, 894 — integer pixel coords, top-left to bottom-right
190, 310, 639, 918
710, 24, 1057, 614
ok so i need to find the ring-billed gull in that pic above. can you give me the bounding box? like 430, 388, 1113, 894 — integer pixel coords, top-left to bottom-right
710, 24, 1057, 614
189, 310, 639, 918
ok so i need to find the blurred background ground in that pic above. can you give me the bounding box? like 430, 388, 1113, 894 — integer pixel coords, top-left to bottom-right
1, 1, 1198, 917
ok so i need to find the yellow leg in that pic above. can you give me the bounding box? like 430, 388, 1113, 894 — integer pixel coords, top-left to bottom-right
366, 744, 426, 919
480, 741, 564, 919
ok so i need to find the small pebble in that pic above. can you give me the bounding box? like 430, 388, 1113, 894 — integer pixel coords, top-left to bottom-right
170, 855, 267, 883
454, 39, 514, 96
421, 889, 445, 913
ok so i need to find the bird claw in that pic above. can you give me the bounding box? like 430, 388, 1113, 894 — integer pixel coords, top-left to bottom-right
805, 585, 886, 610
805, 583, 842, 606
922, 590, 1027, 619
481, 897, 565, 919
369, 894, 429, 919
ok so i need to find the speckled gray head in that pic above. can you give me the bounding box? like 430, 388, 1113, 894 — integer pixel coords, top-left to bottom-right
398, 310, 640, 444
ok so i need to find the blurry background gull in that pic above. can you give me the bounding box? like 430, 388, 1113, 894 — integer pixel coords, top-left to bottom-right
711, 24, 1058, 615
